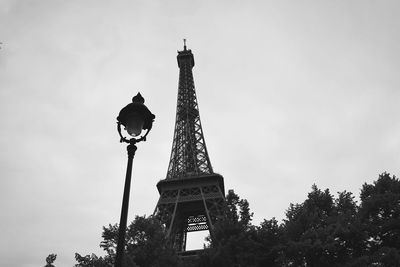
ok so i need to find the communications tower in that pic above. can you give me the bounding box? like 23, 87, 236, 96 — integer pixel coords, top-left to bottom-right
154, 41, 225, 252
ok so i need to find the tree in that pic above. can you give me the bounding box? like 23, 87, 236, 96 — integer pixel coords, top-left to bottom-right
280, 184, 371, 267
199, 190, 259, 267
74, 253, 112, 267
282, 185, 338, 266
75, 216, 179, 267
124, 216, 179, 267
254, 218, 284, 266
44, 254, 57, 267
74, 172, 399, 267
331, 191, 365, 264
358, 172, 400, 266
279, 173, 400, 267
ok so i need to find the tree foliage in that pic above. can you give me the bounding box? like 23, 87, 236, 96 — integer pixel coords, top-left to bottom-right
75, 172, 400, 267
44, 254, 57, 267
200, 172, 400, 267
199, 189, 257, 267
75, 216, 180, 267
358, 172, 400, 266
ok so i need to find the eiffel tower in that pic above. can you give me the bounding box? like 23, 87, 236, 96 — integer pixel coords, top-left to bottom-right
154, 41, 226, 252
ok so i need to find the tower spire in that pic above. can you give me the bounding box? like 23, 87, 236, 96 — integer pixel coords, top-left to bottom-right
183, 38, 187, 51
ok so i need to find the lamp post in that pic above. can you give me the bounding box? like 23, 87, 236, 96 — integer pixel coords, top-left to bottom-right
115, 93, 155, 267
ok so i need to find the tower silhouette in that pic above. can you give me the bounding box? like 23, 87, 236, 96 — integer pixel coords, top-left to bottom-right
154, 42, 225, 252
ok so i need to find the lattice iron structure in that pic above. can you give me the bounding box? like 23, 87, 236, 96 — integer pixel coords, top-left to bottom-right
166, 43, 213, 180
155, 43, 226, 252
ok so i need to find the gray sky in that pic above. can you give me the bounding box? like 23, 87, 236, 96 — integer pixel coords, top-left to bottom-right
1, 0, 399, 266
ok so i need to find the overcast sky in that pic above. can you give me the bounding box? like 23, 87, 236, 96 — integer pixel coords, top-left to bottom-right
1, 1, 399, 266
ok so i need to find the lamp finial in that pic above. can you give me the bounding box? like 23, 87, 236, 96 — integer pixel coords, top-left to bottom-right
132, 92, 144, 104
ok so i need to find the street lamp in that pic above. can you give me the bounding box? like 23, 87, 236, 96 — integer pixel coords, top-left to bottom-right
115, 92, 155, 267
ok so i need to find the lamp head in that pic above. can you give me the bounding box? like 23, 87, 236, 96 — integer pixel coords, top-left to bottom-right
117, 93, 155, 143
